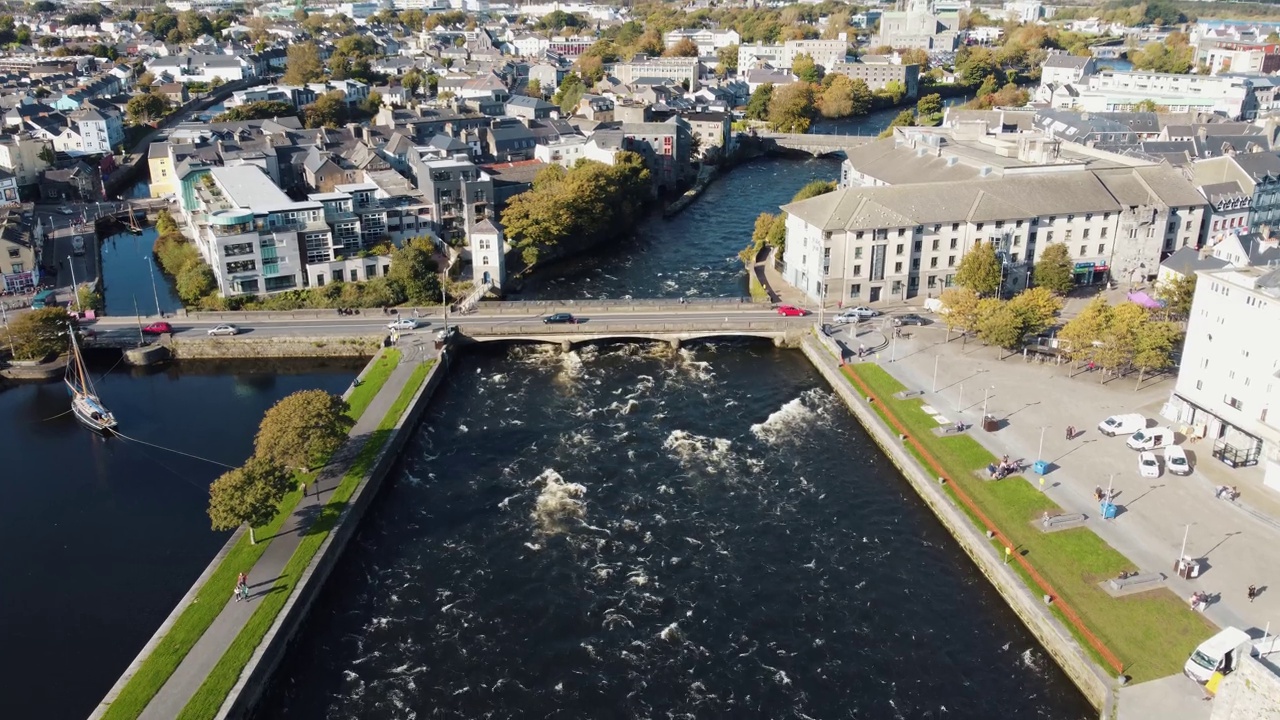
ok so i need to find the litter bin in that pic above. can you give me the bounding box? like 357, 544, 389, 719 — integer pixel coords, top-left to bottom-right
1100, 501, 1117, 519
1175, 558, 1201, 579
1033, 460, 1050, 475
982, 415, 998, 432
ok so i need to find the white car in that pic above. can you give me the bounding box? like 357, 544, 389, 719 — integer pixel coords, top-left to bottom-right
388, 317, 420, 330
1165, 444, 1192, 476
207, 324, 239, 336
1138, 451, 1162, 478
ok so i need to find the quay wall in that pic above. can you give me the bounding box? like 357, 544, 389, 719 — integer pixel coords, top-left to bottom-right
799, 336, 1115, 716
216, 351, 451, 719
167, 335, 382, 360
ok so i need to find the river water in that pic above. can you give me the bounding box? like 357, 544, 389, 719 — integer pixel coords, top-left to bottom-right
100, 226, 184, 316
255, 342, 1093, 719
0, 361, 361, 720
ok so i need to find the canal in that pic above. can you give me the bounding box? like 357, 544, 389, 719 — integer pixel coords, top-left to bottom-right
255, 342, 1094, 719
0, 360, 362, 720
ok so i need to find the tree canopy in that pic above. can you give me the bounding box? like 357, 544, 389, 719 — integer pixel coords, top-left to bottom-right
386, 236, 443, 303
1033, 242, 1074, 295
768, 82, 815, 132
304, 91, 349, 129
282, 42, 324, 86
954, 239, 1002, 296
207, 456, 294, 544
253, 389, 354, 472
213, 100, 298, 123
8, 307, 74, 360
745, 83, 773, 121
125, 93, 167, 124
1155, 273, 1196, 320
817, 74, 871, 118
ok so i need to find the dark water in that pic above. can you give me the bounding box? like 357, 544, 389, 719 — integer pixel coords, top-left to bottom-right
0, 360, 362, 720
256, 342, 1093, 719
813, 93, 975, 136
515, 158, 841, 300
101, 226, 184, 316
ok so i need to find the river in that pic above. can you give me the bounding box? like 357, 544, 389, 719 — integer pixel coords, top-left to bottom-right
254, 342, 1093, 719
0, 360, 362, 720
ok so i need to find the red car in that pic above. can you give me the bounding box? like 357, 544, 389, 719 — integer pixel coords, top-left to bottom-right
776, 305, 809, 317
142, 321, 173, 334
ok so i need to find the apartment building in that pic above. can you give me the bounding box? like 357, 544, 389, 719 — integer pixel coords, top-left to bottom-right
146, 53, 254, 84
781, 165, 1206, 304
1194, 151, 1280, 237
829, 58, 920, 97
665, 28, 741, 56
0, 133, 53, 190
611, 56, 701, 90
408, 153, 495, 243
737, 39, 849, 73
1077, 71, 1258, 119
1166, 265, 1280, 486
0, 206, 37, 293
1195, 40, 1280, 76
620, 119, 692, 193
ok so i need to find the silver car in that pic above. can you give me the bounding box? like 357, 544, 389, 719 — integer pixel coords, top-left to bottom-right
207, 324, 239, 336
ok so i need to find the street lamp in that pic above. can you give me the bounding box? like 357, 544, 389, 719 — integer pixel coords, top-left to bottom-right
931, 354, 940, 393
981, 385, 994, 421
146, 256, 162, 317
67, 255, 81, 313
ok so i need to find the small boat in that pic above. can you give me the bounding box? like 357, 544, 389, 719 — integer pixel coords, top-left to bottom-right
65, 323, 117, 433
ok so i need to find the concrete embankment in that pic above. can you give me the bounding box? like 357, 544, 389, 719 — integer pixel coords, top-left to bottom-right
800, 335, 1115, 716
217, 352, 450, 718
167, 335, 382, 360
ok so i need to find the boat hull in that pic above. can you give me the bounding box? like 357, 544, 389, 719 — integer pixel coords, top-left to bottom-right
71, 392, 118, 433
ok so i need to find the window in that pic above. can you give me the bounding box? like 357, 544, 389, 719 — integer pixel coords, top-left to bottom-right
1097, 243, 1105, 254
856, 231, 864, 239
854, 247, 863, 259
995, 221, 1004, 229
1101, 227, 1108, 238
913, 240, 922, 252
948, 255, 956, 267
1083, 229, 1090, 239
931, 239, 940, 251
1079, 245, 1086, 256
6, 248, 18, 258
1016, 220, 1023, 228
927, 275, 936, 288
225, 259, 256, 274
950, 238, 958, 249
894, 261, 903, 273
1225, 396, 1243, 410
930, 257, 938, 268
849, 283, 861, 298
976, 223, 984, 231
1046, 231, 1053, 241
896, 243, 904, 254
898, 229, 905, 237
11, 263, 23, 273
1196, 380, 1203, 390
852, 264, 862, 276
224, 242, 254, 257
952, 223, 959, 231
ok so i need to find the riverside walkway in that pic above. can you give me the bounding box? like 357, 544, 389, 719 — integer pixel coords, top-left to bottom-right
94, 351, 432, 720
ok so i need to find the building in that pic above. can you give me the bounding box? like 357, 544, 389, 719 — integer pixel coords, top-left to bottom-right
1195, 40, 1280, 76
0, 205, 38, 293
737, 39, 849, 73
408, 153, 494, 243
619, 118, 692, 192
1194, 151, 1280, 236
681, 111, 730, 159
146, 54, 254, 84
0, 133, 53, 191
1070, 70, 1260, 120
68, 106, 124, 155
783, 146, 1206, 304
1166, 264, 1280, 485
873, 0, 961, 51
505, 95, 557, 120
1039, 53, 1097, 89
611, 56, 701, 90
664, 28, 741, 56
829, 58, 920, 97
468, 217, 504, 289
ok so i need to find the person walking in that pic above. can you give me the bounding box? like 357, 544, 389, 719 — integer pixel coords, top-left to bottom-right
1066, 425, 1075, 441
300, 480, 307, 498
235, 572, 247, 602
239, 582, 249, 602
1248, 584, 1258, 603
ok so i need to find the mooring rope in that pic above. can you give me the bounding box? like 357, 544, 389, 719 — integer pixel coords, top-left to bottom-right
112, 430, 237, 469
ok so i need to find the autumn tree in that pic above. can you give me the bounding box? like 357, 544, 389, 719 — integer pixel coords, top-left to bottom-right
387, 236, 443, 302
136, 71, 155, 89
213, 100, 298, 123
1058, 296, 1111, 368
1155, 273, 1196, 320
254, 390, 354, 472
916, 93, 942, 121
282, 41, 323, 85
126, 93, 167, 123
7, 307, 74, 360
524, 78, 542, 97
745, 83, 773, 120
1132, 318, 1181, 387
1006, 286, 1062, 338
768, 82, 815, 132
207, 456, 295, 544
665, 37, 699, 57
818, 74, 870, 118
402, 68, 423, 97
977, 299, 1026, 352
155, 208, 178, 235
304, 91, 349, 128
717, 43, 739, 75
792, 52, 821, 83
938, 286, 981, 342
954, 239, 1002, 296
1094, 302, 1147, 380
1033, 242, 1074, 295
175, 262, 215, 304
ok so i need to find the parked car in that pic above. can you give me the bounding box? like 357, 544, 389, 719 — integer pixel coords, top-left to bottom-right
1097, 413, 1146, 437
894, 314, 928, 326
1165, 444, 1192, 476
776, 305, 809, 317
57, 208, 73, 216
543, 312, 578, 324
388, 318, 420, 330
1138, 451, 1162, 478
843, 306, 879, 318
142, 321, 173, 334
833, 311, 861, 325
1127, 427, 1175, 451
207, 324, 239, 336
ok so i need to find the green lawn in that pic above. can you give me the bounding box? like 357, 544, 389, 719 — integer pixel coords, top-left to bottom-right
99, 351, 404, 720
178, 360, 434, 720
847, 363, 1213, 683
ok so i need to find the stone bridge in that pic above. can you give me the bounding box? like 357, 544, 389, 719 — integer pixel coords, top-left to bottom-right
459, 318, 808, 350
757, 132, 875, 157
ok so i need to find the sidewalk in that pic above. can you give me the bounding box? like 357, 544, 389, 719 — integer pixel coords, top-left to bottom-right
136, 356, 424, 720
870, 329, 1280, 657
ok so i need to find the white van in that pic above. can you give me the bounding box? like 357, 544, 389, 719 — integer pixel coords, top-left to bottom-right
1126, 427, 1175, 451
1098, 414, 1146, 437
1185, 627, 1252, 684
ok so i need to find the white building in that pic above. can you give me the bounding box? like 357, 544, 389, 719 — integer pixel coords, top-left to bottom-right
1039, 53, 1097, 90
1072, 70, 1258, 119
737, 39, 849, 73
665, 28, 741, 56
1166, 264, 1280, 488
146, 53, 254, 84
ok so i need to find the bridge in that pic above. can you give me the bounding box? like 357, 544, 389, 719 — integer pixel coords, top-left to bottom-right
757, 132, 875, 157
1090, 45, 1127, 60
79, 298, 816, 354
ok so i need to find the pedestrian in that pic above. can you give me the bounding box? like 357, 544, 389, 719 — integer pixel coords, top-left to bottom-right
1248, 585, 1258, 603
235, 572, 246, 602
1066, 425, 1075, 440
239, 582, 249, 602
300, 480, 307, 498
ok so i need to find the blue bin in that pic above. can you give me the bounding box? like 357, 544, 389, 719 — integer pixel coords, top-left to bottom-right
1100, 501, 1117, 519
1033, 460, 1050, 475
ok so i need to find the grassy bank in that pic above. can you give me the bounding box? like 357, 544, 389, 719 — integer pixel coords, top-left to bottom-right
178, 360, 434, 720
845, 362, 1213, 683
100, 350, 400, 720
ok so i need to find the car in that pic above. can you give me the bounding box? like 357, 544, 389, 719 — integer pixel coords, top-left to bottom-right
1126, 426, 1175, 451
207, 324, 239, 336
1097, 413, 1146, 437
387, 317, 420, 330
1138, 451, 1162, 478
436, 326, 458, 341
1165, 444, 1192, 476
776, 305, 809, 317
894, 314, 928, 326
57, 208, 74, 216
543, 312, 578, 324
142, 321, 173, 334
833, 310, 861, 325
844, 306, 879, 318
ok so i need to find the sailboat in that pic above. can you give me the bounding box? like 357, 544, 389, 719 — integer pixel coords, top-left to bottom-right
65, 323, 117, 433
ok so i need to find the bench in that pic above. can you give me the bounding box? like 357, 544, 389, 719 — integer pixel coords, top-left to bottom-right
932, 423, 968, 437
1034, 512, 1086, 533
894, 390, 925, 399
1100, 572, 1165, 597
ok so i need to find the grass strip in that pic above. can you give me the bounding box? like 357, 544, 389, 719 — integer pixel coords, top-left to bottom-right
344, 349, 401, 421
100, 352, 398, 720
177, 360, 434, 720
845, 362, 1213, 683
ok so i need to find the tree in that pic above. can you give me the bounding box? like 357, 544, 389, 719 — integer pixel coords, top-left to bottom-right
938, 286, 981, 342
977, 299, 1026, 352
745, 83, 773, 121
282, 42, 323, 86
792, 52, 821, 83
1058, 296, 1111, 368
126, 93, 167, 124
38, 144, 54, 165
1130, 38, 1193, 74
767, 82, 814, 132
207, 456, 294, 544
136, 71, 155, 90
1132, 319, 1180, 387
7, 307, 73, 360
175, 262, 215, 304
77, 285, 104, 311
665, 37, 699, 57
387, 237, 443, 302
524, 78, 542, 98
818, 74, 865, 118
402, 68, 423, 97
717, 43, 739, 74
1095, 302, 1147, 380
254, 390, 354, 472
916, 93, 942, 120
954, 239, 1002, 296
1032, 242, 1074, 295
155, 208, 178, 235
1006, 286, 1062, 338
793, 179, 837, 202
1155, 273, 1196, 320
360, 91, 382, 115
879, 108, 916, 137
304, 91, 349, 129
214, 100, 299, 123
551, 72, 585, 115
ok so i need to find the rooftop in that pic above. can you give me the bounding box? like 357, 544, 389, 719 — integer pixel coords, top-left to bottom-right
210, 165, 319, 215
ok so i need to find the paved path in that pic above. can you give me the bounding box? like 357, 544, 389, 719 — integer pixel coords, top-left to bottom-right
868, 326, 1280, 707
136, 355, 424, 720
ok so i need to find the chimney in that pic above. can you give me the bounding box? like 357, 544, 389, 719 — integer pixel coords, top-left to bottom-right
1197, 125, 1208, 141
362, 125, 372, 145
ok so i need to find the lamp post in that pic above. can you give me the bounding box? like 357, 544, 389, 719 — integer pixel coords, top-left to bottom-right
931, 354, 940, 393
957, 383, 963, 414
67, 255, 81, 313
981, 385, 993, 420
146, 255, 162, 317
1038, 426, 1046, 460
0, 303, 13, 351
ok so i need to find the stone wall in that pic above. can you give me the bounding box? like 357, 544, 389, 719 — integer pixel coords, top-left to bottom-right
169, 335, 382, 360
1211, 656, 1280, 720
